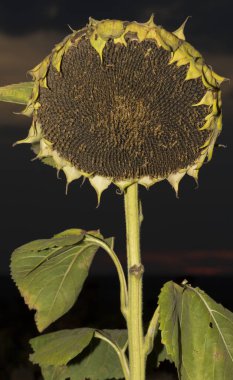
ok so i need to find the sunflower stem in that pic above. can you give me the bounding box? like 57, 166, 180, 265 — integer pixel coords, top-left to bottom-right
124, 183, 145, 380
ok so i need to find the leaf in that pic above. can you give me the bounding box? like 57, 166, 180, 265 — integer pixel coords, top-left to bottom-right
66, 329, 127, 380
11, 229, 102, 331
158, 281, 183, 368
145, 328, 172, 373
31, 329, 127, 380
104, 237, 115, 250
13, 230, 85, 255
159, 281, 233, 380
41, 366, 67, 380
0, 82, 33, 104
30, 328, 94, 366
154, 330, 173, 367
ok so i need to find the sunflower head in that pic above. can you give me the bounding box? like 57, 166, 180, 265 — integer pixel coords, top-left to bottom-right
15, 16, 225, 202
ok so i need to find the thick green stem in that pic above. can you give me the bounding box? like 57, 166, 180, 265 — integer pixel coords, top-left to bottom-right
124, 183, 145, 380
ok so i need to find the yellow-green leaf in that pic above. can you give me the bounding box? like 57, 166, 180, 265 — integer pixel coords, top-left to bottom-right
65, 329, 128, 380
30, 328, 94, 366
11, 229, 102, 331
41, 366, 67, 380
32, 329, 127, 380
159, 281, 233, 380
0, 82, 33, 104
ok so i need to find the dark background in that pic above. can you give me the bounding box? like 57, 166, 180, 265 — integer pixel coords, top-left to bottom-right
0, 0, 233, 379
0, 0, 233, 275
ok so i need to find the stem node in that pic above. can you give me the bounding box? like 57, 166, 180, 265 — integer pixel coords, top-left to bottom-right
129, 264, 144, 278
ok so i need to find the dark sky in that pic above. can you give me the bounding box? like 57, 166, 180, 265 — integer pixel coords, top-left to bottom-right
0, 0, 233, 276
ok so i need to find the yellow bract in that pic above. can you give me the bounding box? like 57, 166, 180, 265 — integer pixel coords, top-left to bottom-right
95, 19, 125, 39
172, 17, 190, 40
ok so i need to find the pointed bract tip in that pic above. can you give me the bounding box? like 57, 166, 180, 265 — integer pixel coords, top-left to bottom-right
194, 180, 199, 190
56, 169, 61, 179
167, 171, 186, 197
173, 16, 191, 40
67, 24, 76, 32
89, 175, 111, 206
116, 188, 123, 195
146, 14, 155, 27
65, 182, 69, 195
89, 17, 99, 26
212, 72, 230, 85
13, 124, 41, 146
187, 166, 199, 188
63, 166, 82, 185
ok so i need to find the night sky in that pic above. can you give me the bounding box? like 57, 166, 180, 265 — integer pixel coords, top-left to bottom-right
0, 0, 233, 277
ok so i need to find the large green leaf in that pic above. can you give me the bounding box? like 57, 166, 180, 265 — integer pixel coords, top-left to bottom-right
30, 329, 127, 380
158, 281, 183, 369
13, 229, 85, 256
66, 329, 127, 380
11, 229, 102, 331
41, 366, 67, 380
153, 330, 172, 368
159, 281, 233, 380
0, 82, 33, 104
30, 328, 94, 366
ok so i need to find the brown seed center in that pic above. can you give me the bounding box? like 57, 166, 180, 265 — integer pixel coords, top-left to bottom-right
37, 36, 210, 180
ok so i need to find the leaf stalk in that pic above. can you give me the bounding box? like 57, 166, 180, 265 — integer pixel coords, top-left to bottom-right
85, 235, 128, 320
94, 330, 130, 380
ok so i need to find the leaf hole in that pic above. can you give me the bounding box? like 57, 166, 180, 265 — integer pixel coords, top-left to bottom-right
209, 322, 213, 328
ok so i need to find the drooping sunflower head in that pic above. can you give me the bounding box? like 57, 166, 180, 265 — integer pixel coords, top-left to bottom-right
16, 16, 225, 201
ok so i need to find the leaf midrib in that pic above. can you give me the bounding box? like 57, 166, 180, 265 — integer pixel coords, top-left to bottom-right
47, 243, 94, 318
188, 286, 233, 363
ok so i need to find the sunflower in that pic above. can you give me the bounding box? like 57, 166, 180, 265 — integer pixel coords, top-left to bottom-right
15, 16, 224, 201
